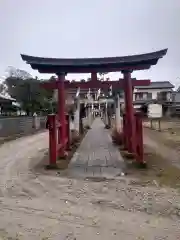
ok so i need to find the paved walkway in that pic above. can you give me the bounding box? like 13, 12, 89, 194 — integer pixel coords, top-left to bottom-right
66, 118, 125, 179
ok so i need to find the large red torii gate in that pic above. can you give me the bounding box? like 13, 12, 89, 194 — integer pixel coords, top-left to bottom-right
21, 49, 167, 166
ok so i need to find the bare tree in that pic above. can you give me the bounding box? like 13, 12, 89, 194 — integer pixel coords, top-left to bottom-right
5, 66, 32, 79
98, 72, 108, 81
0, 81, 8, 95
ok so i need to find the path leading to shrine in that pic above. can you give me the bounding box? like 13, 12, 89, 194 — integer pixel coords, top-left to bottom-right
63, 118, 125, 179
0, 120, 179, 239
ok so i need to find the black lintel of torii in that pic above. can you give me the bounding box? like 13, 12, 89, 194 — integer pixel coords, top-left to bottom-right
21, 49, 167, 74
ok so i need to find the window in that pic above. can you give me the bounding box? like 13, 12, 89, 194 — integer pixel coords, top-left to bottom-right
135, 92, 152, 100
147, 93, 152, 99
135, 93, 143, 100
157, 92, 169, 101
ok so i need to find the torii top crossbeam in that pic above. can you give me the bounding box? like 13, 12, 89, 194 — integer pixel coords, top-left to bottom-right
21, 49, 167, 74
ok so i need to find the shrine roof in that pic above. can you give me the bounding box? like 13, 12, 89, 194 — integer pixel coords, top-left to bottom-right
21, 49, 167, 74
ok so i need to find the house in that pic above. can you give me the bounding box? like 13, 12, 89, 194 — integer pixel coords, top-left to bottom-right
170, 87, 180, 116
133, 81, 174, 116
0, 94, 21, 116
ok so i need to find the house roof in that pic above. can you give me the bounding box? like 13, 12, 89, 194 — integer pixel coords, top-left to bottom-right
0, 93, 15, 101
176, 86, 180, 92
135, 81, 174, 89
21, 49, 168, 74
0, 94, 21, 108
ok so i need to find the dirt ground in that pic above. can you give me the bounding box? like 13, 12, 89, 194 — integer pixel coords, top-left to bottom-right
111, 117, 180, 188
0, 131, 180, 239
143, 118, 180, 150
121, 118, 180, 189
143, 119, 180, 168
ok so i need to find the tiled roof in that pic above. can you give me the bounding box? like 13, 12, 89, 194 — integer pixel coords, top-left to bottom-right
135, 81, 174, 89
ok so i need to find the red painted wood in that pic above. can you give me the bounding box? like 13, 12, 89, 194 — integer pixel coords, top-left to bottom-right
135, 113, 144, 163
91, 72, 98, 82
123, 71, 136, 153
122, 115, 128, 150
57, 74, 66, 157
41, 79, 150, 90
48, 114, 57, 166
66, 114, 70, 150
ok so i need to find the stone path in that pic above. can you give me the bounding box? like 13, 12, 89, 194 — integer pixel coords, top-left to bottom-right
66, 118, 125, 179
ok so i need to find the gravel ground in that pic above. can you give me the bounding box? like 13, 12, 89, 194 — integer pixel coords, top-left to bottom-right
0, 131, 180, 239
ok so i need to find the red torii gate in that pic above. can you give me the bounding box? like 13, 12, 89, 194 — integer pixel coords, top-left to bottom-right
21, 49, 167, 166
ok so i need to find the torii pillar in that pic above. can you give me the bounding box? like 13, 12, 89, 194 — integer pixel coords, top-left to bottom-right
122, 70, 135, 153
57, 73, 66, 155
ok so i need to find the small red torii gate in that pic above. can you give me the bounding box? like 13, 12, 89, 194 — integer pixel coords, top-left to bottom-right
21, 49, 167, 167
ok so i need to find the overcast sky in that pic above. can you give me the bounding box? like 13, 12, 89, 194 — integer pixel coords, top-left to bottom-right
0, 0, 179, 85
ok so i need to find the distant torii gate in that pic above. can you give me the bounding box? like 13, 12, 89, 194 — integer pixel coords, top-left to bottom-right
21, 49, 167, 166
